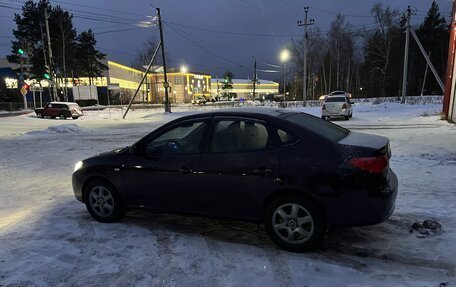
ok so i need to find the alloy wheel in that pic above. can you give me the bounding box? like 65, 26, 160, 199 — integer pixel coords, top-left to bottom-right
271, 203, 314, 244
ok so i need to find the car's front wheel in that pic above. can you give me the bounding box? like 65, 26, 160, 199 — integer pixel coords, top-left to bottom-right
264, 196, 325, 252
84, 179, 125, 223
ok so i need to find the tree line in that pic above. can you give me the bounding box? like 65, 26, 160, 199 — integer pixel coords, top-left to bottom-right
6, 0, 107, 87
286, 1, 449, 99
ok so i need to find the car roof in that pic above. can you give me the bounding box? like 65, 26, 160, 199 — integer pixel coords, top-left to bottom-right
176, 107, 298, 122
50, 101, 78, 105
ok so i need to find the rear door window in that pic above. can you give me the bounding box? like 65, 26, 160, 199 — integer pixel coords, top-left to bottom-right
210, 119, 269, 153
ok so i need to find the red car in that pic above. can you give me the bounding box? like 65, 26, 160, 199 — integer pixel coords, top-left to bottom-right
35, 102, 84, 119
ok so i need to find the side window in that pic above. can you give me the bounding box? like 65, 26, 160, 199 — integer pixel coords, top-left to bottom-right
145, 121, 207, 155
47, 104, 52, 108
210, 120, 269, 153
277, 129, 297, 145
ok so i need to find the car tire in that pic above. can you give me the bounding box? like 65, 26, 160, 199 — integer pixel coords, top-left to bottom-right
36, 113, 42, 118
321, 116, 326, 120
72, 116, 79, 120
59, 114, 66, 119
349, 112, 353, 118
344, 115, 349, 120
84, 179, 126, 223
264, 195, 325, 252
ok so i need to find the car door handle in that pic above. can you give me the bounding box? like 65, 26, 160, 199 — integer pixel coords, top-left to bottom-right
253, 167, 272, 175
178, 166, 192, 175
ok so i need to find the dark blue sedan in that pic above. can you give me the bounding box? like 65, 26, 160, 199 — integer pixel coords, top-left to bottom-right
72, 108, 398, 251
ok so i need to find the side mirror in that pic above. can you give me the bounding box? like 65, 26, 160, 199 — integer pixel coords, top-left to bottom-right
130, 142, 145, 155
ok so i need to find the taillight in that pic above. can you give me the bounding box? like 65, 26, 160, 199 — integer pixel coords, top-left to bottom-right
342, 103, 347, 109
350, 155, 388, 174
322, 104, 326, 110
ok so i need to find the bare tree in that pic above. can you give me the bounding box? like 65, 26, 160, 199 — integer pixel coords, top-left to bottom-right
363, 3, 400, 96
131, 38, 162, 70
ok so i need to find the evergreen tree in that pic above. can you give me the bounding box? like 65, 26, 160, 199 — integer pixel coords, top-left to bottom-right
221, 71, 234, 97
74, 29, 108, 84
411, 1, 448, 95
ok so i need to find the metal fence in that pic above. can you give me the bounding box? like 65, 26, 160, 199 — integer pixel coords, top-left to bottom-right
0, 96, 443, 113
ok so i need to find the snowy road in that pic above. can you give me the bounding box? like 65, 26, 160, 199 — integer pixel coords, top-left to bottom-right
0, 103, 455, 286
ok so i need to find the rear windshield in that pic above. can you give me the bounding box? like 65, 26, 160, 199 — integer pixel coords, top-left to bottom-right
284, 113, 350, 142
331, 91, 346, 95
325, 97, 346, 103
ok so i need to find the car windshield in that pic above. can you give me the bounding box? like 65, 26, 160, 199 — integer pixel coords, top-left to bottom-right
284, 113, 350, 142
325, 97, 346, 103
68, 104, 80, 109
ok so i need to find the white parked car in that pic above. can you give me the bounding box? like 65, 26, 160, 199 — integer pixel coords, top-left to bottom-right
321, 94, 353, 120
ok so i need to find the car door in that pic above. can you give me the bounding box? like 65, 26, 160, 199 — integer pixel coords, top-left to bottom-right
197, 117, 280, 219
123, 118, 210, 212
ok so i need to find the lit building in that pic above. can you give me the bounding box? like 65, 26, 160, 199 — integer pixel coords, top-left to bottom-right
150, 70, 211, 104
211, 78, 279, 100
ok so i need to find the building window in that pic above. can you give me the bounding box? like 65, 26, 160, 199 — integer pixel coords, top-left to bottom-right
174, 76, 183, 85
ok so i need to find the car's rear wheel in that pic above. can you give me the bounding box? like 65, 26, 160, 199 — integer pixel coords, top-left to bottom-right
72, 116, 79, 120
344, 115, 349, 120
321, 116, 326, 120
84, 179, 125, 223
264, 196, 325, 252
59, 114, 66, 119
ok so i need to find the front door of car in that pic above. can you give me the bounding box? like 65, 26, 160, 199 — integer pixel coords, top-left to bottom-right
197, 118, 280, 219
123, 119, 209, 212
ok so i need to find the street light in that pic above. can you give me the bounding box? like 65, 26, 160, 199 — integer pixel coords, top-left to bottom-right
180, 65, 188, 73
280, 49, 290, 100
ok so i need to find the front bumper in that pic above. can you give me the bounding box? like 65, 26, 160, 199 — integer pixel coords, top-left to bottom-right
72, 171, 84, 203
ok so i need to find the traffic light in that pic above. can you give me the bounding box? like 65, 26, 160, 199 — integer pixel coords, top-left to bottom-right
17, 48, 24, 55
44, 64, 51, 80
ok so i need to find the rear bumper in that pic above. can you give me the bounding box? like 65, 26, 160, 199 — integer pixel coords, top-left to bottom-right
322, 109, 350, 117
323, 169, 398, 227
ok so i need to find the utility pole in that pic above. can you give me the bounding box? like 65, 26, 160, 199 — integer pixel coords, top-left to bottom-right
60, 14, 68, 102
421, 52, 431, 96
40, 22, 51, 100
157, 8, 171, 113
298, 7, 314, 106
44, 8, 57, 101
252, 56, 257, 100
401, 6, 411, 104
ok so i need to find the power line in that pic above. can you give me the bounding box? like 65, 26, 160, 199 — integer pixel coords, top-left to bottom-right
165, 23, 249, 71
164, 20, 303, 37
310, 6, 375, 18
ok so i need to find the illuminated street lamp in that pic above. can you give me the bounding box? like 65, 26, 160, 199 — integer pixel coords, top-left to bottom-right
180, 65, 188, 73
280, 49, 290, 99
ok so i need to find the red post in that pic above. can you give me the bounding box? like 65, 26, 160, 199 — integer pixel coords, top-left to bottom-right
443, 1, 456, 120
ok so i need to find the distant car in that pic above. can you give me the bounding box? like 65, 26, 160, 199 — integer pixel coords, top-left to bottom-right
322, 95, 353, 120
35, 102, 83, 119
191, 96, 207, 105
73, 108, 398, 252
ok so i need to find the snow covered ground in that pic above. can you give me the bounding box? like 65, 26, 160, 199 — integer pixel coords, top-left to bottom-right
0, 102, 455, 286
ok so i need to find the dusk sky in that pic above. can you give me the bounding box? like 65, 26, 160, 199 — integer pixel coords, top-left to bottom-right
0, 0, 452, 80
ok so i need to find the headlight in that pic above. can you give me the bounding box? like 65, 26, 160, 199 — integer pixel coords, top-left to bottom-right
74, 161, 83, 172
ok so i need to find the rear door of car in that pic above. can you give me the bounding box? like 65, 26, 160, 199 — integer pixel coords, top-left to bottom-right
197, 117, 280, 219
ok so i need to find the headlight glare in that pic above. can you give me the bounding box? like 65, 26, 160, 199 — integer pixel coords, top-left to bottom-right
74, 161, 83, 172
